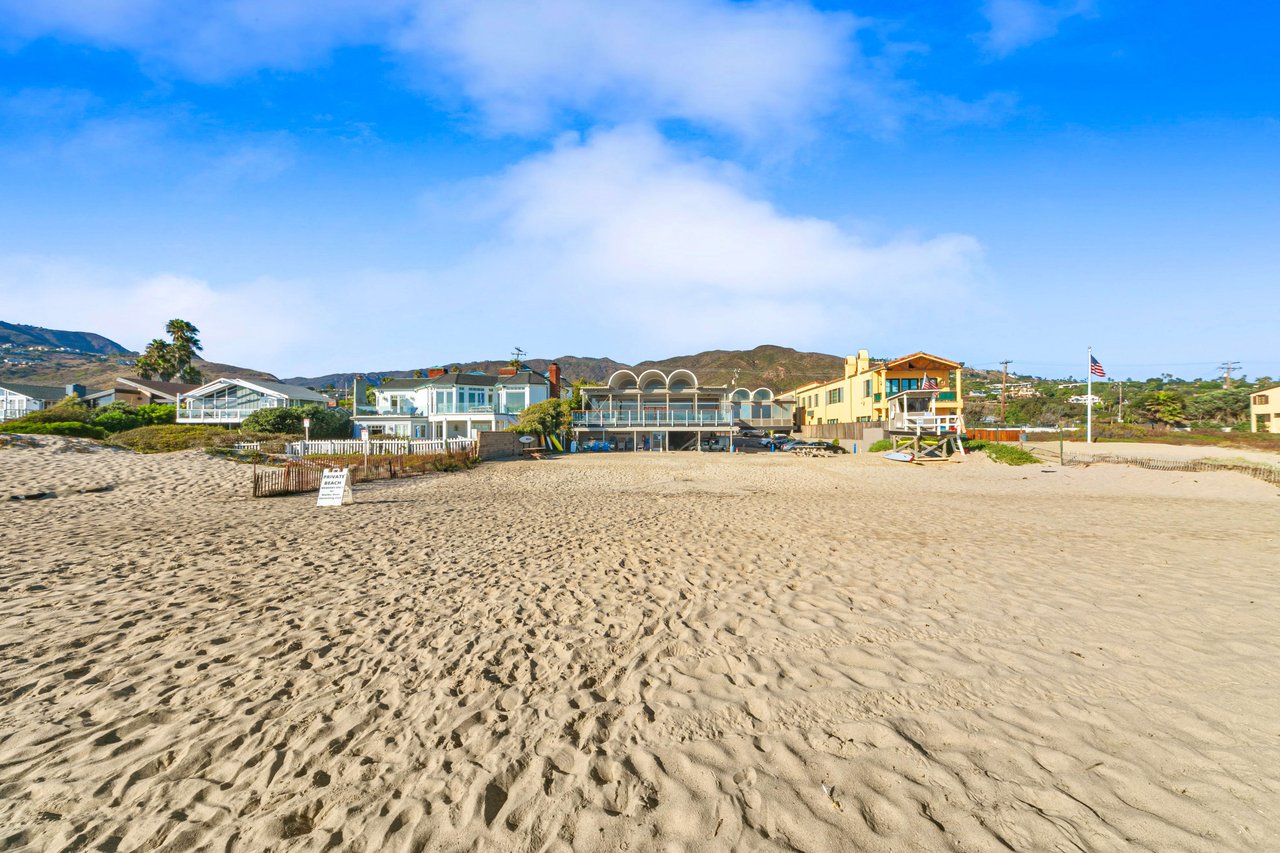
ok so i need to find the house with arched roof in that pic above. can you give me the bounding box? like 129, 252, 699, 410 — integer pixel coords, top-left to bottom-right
572, 369, 791, 451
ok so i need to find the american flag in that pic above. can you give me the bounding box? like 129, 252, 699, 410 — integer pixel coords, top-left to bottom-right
1090, 355, 1106, 377
922, 376, 939, 389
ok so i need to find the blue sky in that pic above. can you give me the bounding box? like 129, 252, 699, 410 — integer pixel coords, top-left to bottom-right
0, 1, 1276, 381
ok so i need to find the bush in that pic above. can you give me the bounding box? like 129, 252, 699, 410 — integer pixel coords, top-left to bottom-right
241, 407, 304, 434
1, 421, 108, 439
983, 444, 1040, 466
92, 410, 143, 433
868, 439, 892, 452
107, 424, 230, 453
238, 405, 350, 438
14, 400, 93, 424
135, 403, 176, 425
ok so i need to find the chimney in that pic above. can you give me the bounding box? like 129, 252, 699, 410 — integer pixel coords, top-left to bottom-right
548, 362, 561, 398
427, 367, 446, 378
66, 383, 86, 398
499, 366, 519, 376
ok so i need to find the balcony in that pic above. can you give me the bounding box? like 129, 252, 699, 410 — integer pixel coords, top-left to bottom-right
573, 409, 732, 428
178, 407, 261, 423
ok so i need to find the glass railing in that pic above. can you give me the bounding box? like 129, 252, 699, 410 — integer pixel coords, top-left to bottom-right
573, 409, 733, 427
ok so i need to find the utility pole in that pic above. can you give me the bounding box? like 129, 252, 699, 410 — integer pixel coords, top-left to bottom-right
999, 360, 1012, 424
1218, 360, 1241, 389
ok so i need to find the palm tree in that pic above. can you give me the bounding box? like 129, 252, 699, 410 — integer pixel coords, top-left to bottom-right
163, 319, 203, 384
136, 339, 175, 381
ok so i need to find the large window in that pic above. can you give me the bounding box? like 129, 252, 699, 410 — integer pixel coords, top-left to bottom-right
885, 378, 921, 395
827, 387, 843, 405
506, 390, 527, 411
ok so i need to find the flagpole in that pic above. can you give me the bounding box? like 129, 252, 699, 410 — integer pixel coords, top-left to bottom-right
1087, 346, 1093, 444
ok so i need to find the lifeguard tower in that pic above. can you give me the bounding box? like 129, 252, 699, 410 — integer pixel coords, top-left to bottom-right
885, 388, 966, 460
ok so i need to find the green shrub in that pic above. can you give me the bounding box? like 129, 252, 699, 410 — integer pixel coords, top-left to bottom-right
135, 403, 176, 425
241, 407, 304, 434
107, 424, 229, 453
92, 410, 143, 433
14, 400, 93, 424
831, 437, 840, 446
983, 444, 1039, 466
868, 439, 892, 452
1, 421, 108, 439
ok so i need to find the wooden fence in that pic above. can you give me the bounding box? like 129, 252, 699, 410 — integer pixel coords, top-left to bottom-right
252, 451, 477, 498
799, 421, 885, 441
285, 437, 474, 457
1064, 454, 1280, 487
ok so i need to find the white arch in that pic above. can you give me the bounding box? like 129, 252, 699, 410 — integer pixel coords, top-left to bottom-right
637, 369, 668, 393
752, 388, 774, 401
607, 370, 638, 390
667, 369, 697, 391
730, 388, 751, 402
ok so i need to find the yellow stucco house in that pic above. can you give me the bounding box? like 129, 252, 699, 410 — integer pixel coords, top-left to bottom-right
791, 350, 964, 427
1251, 386, 1280, 433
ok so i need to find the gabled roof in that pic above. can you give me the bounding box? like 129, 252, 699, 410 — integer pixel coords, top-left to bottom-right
116, 377, 200, 397
378, 377, 433, 391
181, 377, 330, 402
496, 369, 551, 387
422, 373, 500, 388
0, 382, 68, 401
881, 352, 962, 371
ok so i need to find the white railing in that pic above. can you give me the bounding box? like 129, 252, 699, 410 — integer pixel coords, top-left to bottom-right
890, 414, 963, 433
573, 410, 732, 428
178, 408, 261, 423
1, 408, 39, 422
285, 437, 475, 457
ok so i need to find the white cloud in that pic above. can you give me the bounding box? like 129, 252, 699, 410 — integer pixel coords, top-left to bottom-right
0, 0, 412, 81
425, 126, 986, 355
0, 256, 319, 370
398, 0, 857, 139
979, 0, 1094, 56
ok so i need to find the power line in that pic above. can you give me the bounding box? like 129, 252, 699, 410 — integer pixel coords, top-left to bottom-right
1218, 360, 1241, 389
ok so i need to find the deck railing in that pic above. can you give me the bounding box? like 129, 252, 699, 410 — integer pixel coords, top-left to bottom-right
573, 409, 733, 428
178, 407, 261, 423
889, 414, 963, 433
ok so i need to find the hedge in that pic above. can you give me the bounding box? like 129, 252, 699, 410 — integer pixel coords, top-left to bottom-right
1, 421, 109, 439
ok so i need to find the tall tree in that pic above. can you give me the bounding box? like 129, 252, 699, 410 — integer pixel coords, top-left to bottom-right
136, 339, 175, 380
164, 319, 204, 383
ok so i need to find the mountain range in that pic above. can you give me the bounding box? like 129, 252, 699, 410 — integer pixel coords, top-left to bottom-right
0, 321, 129, 355
282, 346, 847, 393
1, 322, 937, 395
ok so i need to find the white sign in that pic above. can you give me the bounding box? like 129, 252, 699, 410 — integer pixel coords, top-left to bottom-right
519, 435, 536, 444
317, 468, 353, 507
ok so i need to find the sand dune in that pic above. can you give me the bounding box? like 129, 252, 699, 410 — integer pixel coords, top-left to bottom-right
1, 440, 1277, 851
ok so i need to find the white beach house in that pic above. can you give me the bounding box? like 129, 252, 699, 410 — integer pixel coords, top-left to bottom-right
572, 369, 792, 451
352, 364, 559, 440
0, 382, 90, 422
176, 377, 332, 425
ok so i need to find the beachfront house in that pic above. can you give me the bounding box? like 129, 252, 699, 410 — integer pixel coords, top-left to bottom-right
113, 377, 199, 407
352, 364, 560, 440
789, 350, 965, 430
0, 382, 90, 422
1251, 386, 1280, 433
176, 377, 331, 426
572, 369, 792, 451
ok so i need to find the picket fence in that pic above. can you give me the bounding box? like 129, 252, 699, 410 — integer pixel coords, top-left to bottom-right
285, 437, 475, 457
1065, 453, 1280, 487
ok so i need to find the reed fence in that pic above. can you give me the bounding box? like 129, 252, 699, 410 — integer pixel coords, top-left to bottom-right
251, 451, 478, 498
1064, 453, 1280, 487
285, 437, 474, 457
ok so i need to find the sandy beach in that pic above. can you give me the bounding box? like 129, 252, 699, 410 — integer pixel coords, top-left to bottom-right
2, 441, 1278, 852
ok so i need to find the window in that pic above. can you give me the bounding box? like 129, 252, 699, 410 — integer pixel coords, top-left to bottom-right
1256, 395, 1269, 405
885, 378, 922, 395
826, 387, 843, 405
507, 390, 527, 411
863, 379, 871, 397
